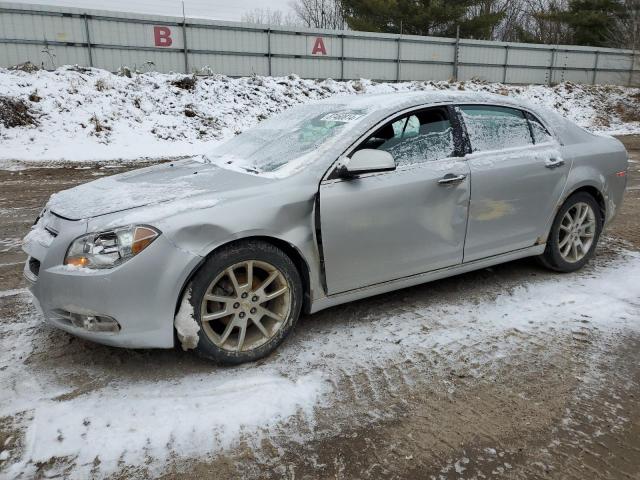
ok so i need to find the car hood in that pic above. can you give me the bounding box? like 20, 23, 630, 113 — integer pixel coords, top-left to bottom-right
47, 159, 273, 220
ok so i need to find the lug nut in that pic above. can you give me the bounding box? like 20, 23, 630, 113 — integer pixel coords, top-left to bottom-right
239, 312, 245, 318
250, 307, 257, 314
241, 292, 248, 299
233, 302, 240, 309
251, 296, 259, 302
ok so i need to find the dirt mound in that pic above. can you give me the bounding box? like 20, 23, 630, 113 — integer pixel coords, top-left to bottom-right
0, 97, 36, 128
9, 61, 40, 73
171, 75, 197, 91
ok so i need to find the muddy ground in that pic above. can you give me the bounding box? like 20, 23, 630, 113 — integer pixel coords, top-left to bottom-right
1, 137, 640, 479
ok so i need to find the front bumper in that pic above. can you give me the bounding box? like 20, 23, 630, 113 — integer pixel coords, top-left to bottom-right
24, 217, 201, 349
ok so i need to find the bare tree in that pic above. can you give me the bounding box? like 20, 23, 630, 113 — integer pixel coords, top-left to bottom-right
605, 0, 640, 50
290, 0, 345, 29
241, 8, 299, 26
508, 0, 572, 45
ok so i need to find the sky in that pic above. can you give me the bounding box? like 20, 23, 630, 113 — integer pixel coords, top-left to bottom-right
5, 0, 295, 21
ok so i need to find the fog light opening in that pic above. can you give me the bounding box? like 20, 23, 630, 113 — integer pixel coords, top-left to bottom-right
68, 312, 121, 332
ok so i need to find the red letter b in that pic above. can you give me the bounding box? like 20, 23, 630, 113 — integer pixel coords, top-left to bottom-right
154, 26, 172, 47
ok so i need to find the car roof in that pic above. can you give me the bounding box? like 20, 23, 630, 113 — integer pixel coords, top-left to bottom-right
315, 90, 528, 113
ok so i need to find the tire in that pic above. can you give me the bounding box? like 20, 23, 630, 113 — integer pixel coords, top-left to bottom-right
187, 240, 303, 365
539, 192, 603, 273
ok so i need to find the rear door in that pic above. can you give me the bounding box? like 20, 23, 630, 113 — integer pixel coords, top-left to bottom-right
458, 105, 570, 262
319, 106, 471, 294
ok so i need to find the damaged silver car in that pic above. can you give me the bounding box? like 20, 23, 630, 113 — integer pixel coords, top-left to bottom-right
23, 92, 628, 364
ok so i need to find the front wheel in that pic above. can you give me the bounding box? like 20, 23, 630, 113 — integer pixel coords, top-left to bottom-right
188, 240, 303, 365
539, 192, 603, 272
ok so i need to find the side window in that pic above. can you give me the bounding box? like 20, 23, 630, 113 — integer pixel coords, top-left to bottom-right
459, 105, 533, 152
357, 108, 455, 167
526, 112, 554, 144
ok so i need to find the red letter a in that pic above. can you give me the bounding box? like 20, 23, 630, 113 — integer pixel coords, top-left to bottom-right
312, 37, 327, 55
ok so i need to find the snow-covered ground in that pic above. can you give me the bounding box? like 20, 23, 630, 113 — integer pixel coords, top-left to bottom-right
0, 66, 638, 165
1, 246, 639, 478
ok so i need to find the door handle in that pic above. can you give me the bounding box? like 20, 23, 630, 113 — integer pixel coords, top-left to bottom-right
438, 173, 467, 185
545, 158, 565, 169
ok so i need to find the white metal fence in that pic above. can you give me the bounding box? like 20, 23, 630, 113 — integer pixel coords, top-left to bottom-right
1, 1, 638, 86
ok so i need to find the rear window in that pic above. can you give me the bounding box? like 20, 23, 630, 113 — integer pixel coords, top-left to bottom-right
459, 105, 533, 152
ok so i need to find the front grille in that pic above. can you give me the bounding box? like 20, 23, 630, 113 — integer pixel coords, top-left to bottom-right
44, 226, 58, 237
28, 257, 40, 277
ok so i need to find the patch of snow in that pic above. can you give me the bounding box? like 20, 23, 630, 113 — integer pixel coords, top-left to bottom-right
0, 288, 28, 298
1, 249, 640, 478
0, 67, 638, 165
0, 238, 23, 252
22, 217, 55, 251
174, 288, 200, 351
55, 264, 103, 274
12, 373, 324, 478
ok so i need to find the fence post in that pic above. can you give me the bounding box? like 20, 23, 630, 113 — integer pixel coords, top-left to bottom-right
453, 25, 460, 81
182, 21, 188, 73
592, 50, 599, 85
548, 48, 556, 85
502, 44, 509, 84
83, 14, 93, 67
629, 51, 636, 87
267, 28, 272, 76
340, 33, 345, 81
396, 36, 401, 82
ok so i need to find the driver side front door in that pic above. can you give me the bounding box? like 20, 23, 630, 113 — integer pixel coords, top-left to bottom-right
319, 106, 471, 295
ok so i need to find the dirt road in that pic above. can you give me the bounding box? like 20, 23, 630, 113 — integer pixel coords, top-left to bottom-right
1, 138, 639, 479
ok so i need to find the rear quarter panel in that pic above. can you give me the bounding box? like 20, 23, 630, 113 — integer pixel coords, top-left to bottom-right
561, 134, 628, 226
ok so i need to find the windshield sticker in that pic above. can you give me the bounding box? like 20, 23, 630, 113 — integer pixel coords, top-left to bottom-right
320, 111, 364, 123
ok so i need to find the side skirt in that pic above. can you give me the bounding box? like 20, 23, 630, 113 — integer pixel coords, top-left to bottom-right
309, 244, 545, 314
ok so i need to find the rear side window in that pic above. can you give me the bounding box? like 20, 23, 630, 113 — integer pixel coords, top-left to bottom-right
459, 105, 532, 152
526, 112, 554, 144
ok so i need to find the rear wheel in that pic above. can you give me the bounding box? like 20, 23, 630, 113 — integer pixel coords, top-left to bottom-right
189, 240, 302, 364
539, 192, 602, 272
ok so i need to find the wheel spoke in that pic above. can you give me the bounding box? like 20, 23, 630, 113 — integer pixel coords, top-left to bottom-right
570, 241, 578, 261
561, 241, 572, 257
577, 204, 589, 225
226, 267, 241, 295
263, 285, 288, 302
257, 305, 284, 322
202, 309, 232, 321
237, 322, 247, 351
219, 316, 237, 344
258, 270, 279, 293
246, 260, 254, 289
581, 220, 596, 231
205, 294, 234, 303
559, 234, 571, 248
559, 224, 571, 232
252, 317, 269, 338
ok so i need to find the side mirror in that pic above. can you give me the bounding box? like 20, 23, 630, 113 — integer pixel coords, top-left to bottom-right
343, 149, 396, 176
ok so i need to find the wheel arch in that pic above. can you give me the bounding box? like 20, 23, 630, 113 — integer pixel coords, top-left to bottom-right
173, 235, 313, 320
563, 184, 606, 223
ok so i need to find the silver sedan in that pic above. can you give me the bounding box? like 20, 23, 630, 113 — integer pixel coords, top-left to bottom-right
23, 91, 628, 364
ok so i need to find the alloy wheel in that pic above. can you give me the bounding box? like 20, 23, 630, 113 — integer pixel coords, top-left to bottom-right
557, 202, 597, 263
199, 260, 291, 352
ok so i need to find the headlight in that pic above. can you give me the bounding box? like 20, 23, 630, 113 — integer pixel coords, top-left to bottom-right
64, 225, 160, 269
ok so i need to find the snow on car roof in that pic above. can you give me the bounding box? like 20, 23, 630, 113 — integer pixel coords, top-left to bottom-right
312, 90, 526, 111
